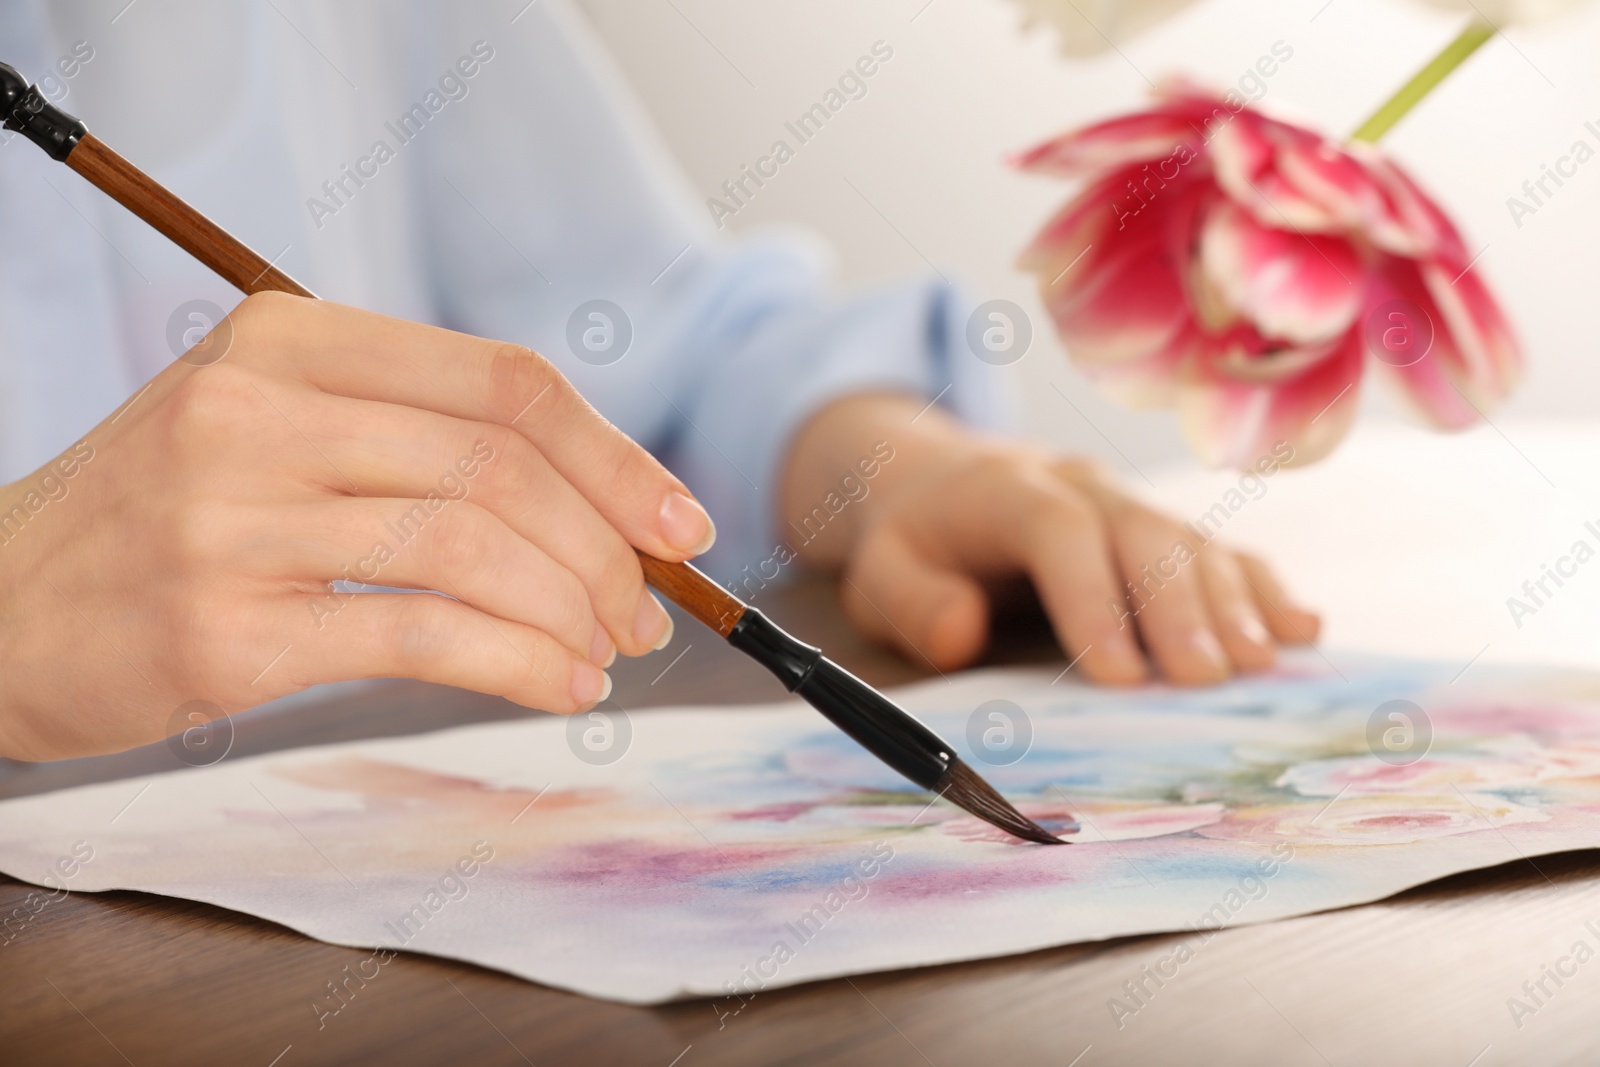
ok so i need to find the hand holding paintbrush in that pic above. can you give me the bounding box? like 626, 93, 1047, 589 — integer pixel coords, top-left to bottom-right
0, 62, 1059, 843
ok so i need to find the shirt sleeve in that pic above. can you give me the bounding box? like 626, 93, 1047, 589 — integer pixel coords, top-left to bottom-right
0, 0, 135, 482
408, 0, 1011, 583
654, 238, 1010, 581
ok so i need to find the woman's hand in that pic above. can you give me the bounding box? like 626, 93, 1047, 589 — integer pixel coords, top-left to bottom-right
0, 293, 714, 761
780, 393, 1319, 685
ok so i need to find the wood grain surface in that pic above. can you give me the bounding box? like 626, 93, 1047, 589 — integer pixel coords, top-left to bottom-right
3, 579, 1598, 1066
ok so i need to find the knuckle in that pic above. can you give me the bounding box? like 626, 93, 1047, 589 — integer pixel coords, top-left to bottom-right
468, 427, 538, 512
1051, 455, 1114, 485
425, 504, 494, 577
595, 419, 663, 491
483, 343, 559, 425
165, 363, 257, 440
1123, 504, 1188, 546
1029, 488, 1099, 542
385, 595, 451, 669
548, 570, 595, 642
473, 421, 521, 465
227, 290, 298, 343
589, 535, 643, 607
966, 449, 1024, 485
232, 287, 288, 316
511, 635, 565, 703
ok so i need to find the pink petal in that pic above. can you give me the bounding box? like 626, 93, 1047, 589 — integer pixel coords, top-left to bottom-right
1088, 326, 1193, 410
1011, 93, 1222, 178
1014, 88, 1520, 470
1368, 257, 1520, 429
1179, 327, 1364, 468
1017, 169, 1125, 277
1202, 331, 1348, 385
1275, 140, 1426, 255
1356, 150, 1469, 261
1432, 262, 1521, 397
1033, 168, 1209, 368
1209, 112, 1345, 233
1197, 199, 1364, 345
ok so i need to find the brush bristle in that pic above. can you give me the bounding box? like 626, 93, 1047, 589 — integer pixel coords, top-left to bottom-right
936, 759, 1065, 845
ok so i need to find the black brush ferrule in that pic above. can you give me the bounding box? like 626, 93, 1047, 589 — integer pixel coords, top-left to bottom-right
727, 609, 953, 790
0, 62, 86, 162
726, 607, 821, 692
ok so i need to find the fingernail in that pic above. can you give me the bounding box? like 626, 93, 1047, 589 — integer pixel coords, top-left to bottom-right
571, 662, 610, 708
1291, 608, 1322, 642
1238, 614, 1271, 647
589, 627, 617, 668
659, 491, 716, 555
1104, 633, 1148, 678
1191, 629, 1229, 672
633, 590, 673, 650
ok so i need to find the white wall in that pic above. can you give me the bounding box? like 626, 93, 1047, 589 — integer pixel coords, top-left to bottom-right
579, 0, 1600, 475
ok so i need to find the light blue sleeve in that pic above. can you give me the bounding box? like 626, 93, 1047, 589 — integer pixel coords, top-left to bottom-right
409, 0, 1010, 584
655, 241, 1010, 582
0, 0, 134, 481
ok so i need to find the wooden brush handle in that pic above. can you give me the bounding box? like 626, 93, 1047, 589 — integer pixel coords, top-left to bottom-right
66, 134, 313, 299
62, 132, 730, 641
634, 552, 746, 637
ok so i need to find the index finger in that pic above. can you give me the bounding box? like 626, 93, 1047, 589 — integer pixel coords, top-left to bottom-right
241, 293, 716, 560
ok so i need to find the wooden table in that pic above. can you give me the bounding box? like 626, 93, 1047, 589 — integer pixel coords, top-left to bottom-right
4, 579, 1599, 1066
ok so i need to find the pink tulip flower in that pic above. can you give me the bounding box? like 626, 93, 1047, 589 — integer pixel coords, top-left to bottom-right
1014, 85, 1521, 466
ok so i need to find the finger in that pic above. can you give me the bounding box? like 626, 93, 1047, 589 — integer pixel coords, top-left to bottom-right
1196, 549, 1276, 672
1237, 551, 1322, 644
908, 461, 1149, 684
839, 526, 990, 671
268, 499, 611, 667
1047, 471, 1232, 684
277, 592, 611, 714
1008, 482, 1149, 685
234, 293, 716, 560
287, 393, 672, 657
1101, 507, 1230, 685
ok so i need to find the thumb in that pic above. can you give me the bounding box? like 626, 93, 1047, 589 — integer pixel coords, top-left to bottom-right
840, 526, 989, 671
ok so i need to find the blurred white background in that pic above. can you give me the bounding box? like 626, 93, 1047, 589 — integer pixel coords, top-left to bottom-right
580, 0, 1600, 672
580, 0, 1600, 471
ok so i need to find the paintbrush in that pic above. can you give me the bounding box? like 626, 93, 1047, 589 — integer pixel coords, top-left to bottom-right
0, 62, 1061, 845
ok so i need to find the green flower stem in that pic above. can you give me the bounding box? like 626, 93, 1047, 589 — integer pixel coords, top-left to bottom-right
1349, 19, 1495, 143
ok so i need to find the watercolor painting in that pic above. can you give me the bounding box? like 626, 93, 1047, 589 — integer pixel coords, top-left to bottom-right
3, 652, 1600, 1005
